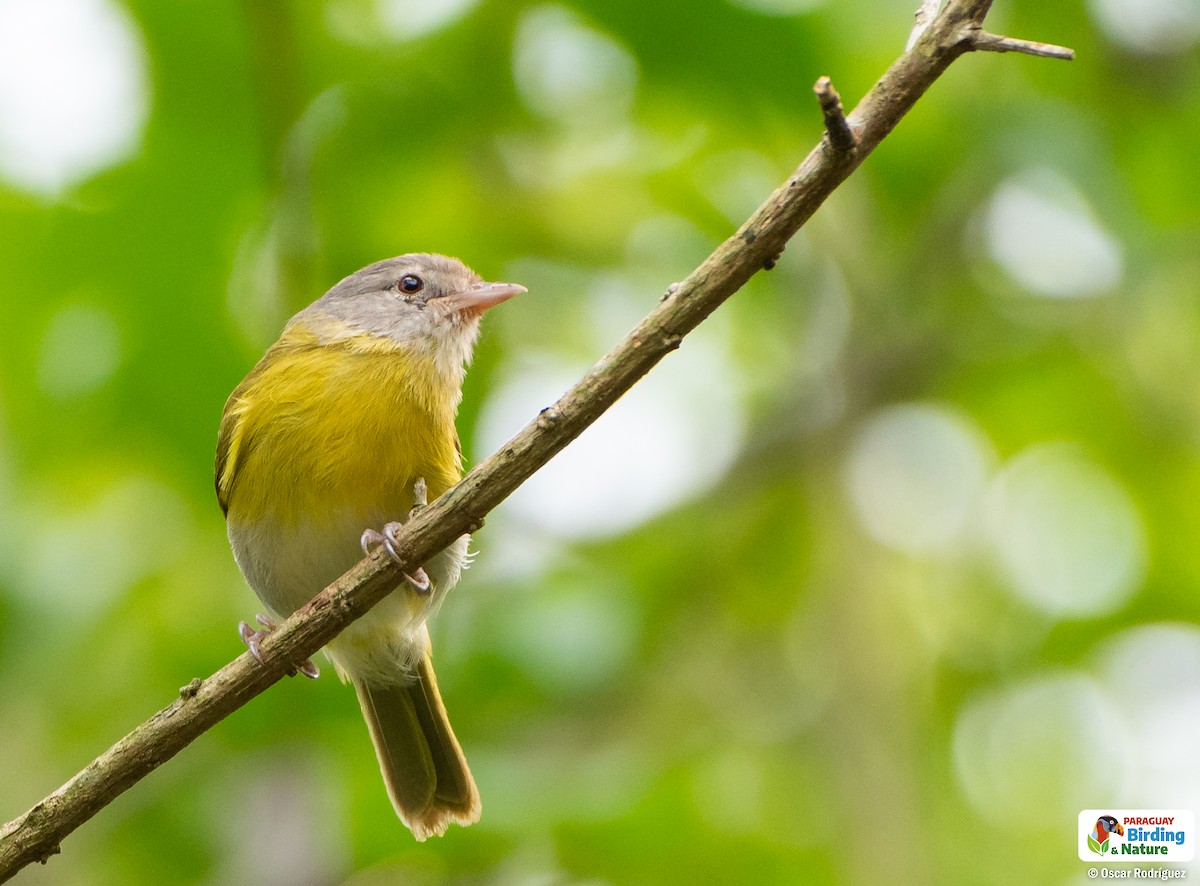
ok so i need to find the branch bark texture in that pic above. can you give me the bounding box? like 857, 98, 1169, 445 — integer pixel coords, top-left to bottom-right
0, 1, 1071, 879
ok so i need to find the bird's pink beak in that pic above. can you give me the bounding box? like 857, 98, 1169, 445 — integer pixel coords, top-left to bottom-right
444, 280, 526, 316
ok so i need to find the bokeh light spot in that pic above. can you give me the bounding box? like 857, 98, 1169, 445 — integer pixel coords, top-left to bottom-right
953, 673, 1132, 826
18, 475, 190, 619
1089, 0, 1200, 54
727, 0, 828, 16
0, 0, 148, 195
476, 336, 744, 539
986, 444, 1145, 618
1092, 624, 1200, 807
845, 403, 992, 554
327, 0, 479, 42
38, 303, 122, 398
982, 168, 1122, 298
513, 5, 638, 126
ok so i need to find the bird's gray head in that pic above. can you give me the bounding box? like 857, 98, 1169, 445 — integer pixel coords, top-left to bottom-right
295, 253, 525, 358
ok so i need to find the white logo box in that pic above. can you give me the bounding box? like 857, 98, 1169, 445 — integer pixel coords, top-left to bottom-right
1079, 810, 1195, 863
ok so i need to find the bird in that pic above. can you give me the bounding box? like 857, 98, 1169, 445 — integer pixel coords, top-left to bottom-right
1092, 816, 1125, 848
215, 253, 524, 840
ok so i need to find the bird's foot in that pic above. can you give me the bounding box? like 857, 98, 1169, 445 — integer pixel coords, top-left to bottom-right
237, 614, 320, 679
358, 477, 433, 596
359, 526, 432, 595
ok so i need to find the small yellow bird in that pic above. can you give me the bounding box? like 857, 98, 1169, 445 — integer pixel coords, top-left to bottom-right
215, 253, 524, 840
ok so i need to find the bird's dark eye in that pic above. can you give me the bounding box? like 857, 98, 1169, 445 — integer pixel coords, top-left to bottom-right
398, 274, 423, 294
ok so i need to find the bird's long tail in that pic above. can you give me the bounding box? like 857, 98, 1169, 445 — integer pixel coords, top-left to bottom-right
353, 654, 479, 840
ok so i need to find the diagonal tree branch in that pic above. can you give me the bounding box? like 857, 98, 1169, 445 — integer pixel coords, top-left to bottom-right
0, 1, 1071, 879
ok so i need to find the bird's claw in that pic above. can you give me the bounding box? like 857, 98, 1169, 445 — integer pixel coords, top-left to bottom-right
360, 523, 433, 596
237, 614, 319, 679
404, 566, 432, 595
293, 658, 320, 680
238, 615, 269, 665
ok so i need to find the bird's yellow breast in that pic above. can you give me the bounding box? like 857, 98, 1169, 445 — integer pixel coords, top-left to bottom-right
216, 322, 463, 527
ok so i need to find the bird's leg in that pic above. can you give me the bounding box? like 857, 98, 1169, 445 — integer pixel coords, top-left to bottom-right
237, 614, 320, 679
409, 477, 429, 517
358, 477, 433, 596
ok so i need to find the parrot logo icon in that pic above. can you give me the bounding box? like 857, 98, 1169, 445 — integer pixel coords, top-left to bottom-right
1088, 815, 1125, 856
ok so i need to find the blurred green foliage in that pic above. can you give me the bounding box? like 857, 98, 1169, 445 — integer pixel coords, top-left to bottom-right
1, 0, 1198, 884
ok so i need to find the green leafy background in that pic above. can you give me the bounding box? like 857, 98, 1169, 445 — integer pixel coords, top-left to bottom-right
0, 1, 1196, 884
